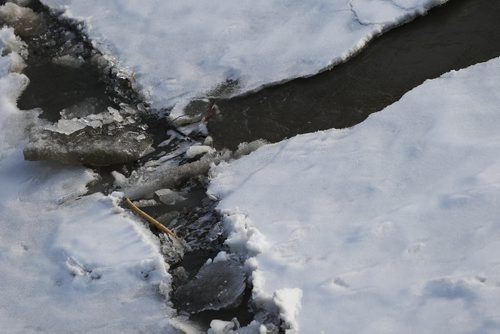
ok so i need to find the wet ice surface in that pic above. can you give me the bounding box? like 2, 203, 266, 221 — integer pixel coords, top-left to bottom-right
209, 0, 500, 149
173, 256, 246, 314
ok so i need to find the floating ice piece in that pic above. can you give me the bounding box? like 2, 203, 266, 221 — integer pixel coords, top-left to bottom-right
173, 256, 246, 313
186, 145, 215, 159
154, 188, 186, 205
209, 319, 236, 334
0, 26, 27, 73
122, 140, 265, 199
160, 233, 190, 264
0, 2, 46, 38
59, 97, 106, 119
208, 319, 268, 334
52, 54, 85, 68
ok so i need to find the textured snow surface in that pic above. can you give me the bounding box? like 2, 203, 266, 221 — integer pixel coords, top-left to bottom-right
41, 0, 447, 111
0, 27, 177, 333
210, 58, 500, 333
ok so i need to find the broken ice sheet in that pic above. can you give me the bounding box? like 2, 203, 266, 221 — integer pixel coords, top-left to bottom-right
173, 256, 246, 314
154, 188, 186, 205
24, 124, 153, 166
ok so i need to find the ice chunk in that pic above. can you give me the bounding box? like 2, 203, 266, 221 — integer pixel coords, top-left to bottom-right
0, 3, 46, 38
121, 140, 265, 199
209, 320, 235, 334
173, 257, 246, 313
123, 151, 232, 199
185, 145, 215, 159
59, 98, 107, 119
154, 188, 186, 205
208, 319, 268, 334
0, 26, 27, 73
49, 118, 87, 135
160, 234, 189, 264
213, 251, 229, 263
24, 125, 153, 166
233, 140, 268, 159
131, 199, 158, 208
52, 54, 85, 68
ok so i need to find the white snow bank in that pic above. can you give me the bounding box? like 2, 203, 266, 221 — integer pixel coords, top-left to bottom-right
209, 57, 500, 333
41, 0, 447, 111
0, 27, 179, 333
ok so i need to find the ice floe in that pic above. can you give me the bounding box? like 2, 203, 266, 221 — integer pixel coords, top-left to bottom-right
40, 0, 448, 113
210, 57, 500, 332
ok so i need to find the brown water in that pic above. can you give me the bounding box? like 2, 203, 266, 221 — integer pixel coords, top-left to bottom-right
209, 0, 500, 149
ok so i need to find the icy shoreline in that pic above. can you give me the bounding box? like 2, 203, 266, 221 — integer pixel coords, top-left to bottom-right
40, 0, 448, 112
0, 26, 179, 333
209, 57, 500, 332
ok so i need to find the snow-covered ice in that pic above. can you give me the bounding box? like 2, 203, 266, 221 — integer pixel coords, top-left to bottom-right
41, 0, 447, 112
0, 27, 179, 333
209, 57, 500, 333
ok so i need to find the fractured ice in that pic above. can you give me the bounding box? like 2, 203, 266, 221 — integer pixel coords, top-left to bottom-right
24, 124, 153, 166
173, 256, 246, 314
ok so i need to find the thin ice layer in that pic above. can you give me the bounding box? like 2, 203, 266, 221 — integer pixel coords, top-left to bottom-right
209, 58, 500, 332
0, 27, 178, 333
41, 0, 447, 110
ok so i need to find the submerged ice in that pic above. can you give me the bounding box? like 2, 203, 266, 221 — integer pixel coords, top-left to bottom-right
173, 255, 246, 314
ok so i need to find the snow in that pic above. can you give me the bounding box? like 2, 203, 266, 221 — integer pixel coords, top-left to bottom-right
41, 0, 447, 112
208, 319, 267, 334
0, 27, 180, 333
209, 57, 500, 333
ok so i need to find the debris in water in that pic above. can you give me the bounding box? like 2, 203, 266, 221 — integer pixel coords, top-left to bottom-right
125, 197, 178, 239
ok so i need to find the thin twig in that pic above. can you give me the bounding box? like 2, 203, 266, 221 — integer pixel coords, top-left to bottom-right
125, 197, 179, 239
